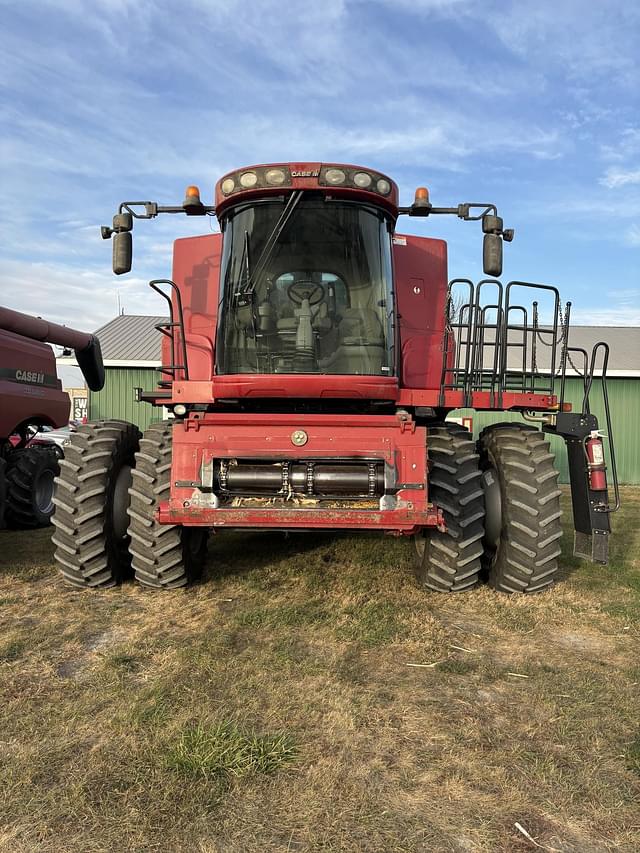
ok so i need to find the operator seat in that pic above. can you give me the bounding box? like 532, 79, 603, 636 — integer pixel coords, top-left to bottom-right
338, 307, 384, 345
319, 307, 386, 374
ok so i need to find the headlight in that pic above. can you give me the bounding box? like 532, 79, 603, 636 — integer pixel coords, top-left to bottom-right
325, 168, 346, 185
353, 171, 372, 188
376, 178, 391, 195
240, 172, 258, 190
239, 171, 258, 188
265, 168, 286, 186
221, 177, 235, 195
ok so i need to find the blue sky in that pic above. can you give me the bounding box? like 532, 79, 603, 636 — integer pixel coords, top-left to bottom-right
1, 0, 638, 330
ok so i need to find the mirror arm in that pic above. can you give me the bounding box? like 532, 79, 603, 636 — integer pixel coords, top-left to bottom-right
398, 201, 513, 240
398, 202, 498, 220
397, 200, 514, 278
117, 201, 216, 219
101, 198, 217, 275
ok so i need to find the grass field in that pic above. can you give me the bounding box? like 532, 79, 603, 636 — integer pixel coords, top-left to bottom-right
1, 489, 639, 852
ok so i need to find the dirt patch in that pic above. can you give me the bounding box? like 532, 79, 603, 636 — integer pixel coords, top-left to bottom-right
553, 630, 615, 654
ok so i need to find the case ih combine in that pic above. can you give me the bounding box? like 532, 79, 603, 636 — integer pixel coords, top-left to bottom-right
0, 307, 104, 528
53, 162, 618, 592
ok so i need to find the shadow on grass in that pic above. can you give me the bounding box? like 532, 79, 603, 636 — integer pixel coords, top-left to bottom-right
557, 487, 638, 586
202, 529, 339, 584
0, 527, 55, 581
200, 528, 411, 588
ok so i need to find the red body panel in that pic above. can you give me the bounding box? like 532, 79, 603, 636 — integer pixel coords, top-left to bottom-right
393, 234, 448, 389
163, 413, 440, 532
0, 330, 69, 438
163, 234, 222, 381
207, 375, 398, 400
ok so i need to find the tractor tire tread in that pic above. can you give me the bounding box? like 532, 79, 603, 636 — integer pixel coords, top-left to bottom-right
127, 421, 207, 590
479, 424, 562, 594
52, 420, 140, 588
5, 445, 60, 528
415, 424, 485, 593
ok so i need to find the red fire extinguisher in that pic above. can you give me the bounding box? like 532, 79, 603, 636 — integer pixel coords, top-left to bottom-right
585, 430, 607, 492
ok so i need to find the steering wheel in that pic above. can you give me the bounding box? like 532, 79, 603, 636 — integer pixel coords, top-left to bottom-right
287, 280, 325, 306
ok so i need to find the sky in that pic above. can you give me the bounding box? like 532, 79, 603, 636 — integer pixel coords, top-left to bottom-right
1, 0, 639, 331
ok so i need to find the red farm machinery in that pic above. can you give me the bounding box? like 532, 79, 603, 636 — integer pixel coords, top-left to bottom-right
53, 163, 619, 592
0, 306, 104, 528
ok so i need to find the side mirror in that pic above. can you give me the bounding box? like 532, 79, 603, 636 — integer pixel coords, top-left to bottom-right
113, 231, 132, 275
483, 233, 503, 278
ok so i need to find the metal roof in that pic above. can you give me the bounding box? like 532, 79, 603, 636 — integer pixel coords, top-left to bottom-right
497, 326, 640, 376
563, 327, 640, 373
92, 314, 166, 364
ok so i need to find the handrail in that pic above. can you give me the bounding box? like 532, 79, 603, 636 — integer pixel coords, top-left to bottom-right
584, 342, 620, 513
149, 279, 190, 381
503, 280, 561, 398
440, 278, 565, 404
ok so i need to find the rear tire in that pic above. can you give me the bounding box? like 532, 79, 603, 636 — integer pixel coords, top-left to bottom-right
5, 445, 60, 528
414, 424, 485, 592
478, 423, 563, 593
127, 421, 207, 589
52, 420, 141, 588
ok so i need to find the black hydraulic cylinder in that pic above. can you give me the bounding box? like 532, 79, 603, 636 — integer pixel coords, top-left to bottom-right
214, 461, 384, 497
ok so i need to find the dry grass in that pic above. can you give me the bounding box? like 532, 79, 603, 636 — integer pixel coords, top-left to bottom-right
0, 488, 639, 852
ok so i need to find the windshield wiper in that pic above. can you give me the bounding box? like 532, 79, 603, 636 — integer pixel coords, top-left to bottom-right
238, 190, 304, 300
230, 229, 252, 307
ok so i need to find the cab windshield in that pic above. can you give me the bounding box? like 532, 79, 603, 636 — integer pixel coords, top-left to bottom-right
216, 195, 395, 376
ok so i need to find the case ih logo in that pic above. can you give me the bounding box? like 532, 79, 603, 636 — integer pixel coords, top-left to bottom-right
15, 369, 46, 384
291, 170, 319, 178
0, 367, 58, 387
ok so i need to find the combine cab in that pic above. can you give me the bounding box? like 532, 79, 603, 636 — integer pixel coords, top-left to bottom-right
0, 307, 104, 528
53, 164, 618, 591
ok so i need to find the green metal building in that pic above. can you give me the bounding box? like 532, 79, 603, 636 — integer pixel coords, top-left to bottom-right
450, 326, 640, 484
59, 317, 640, 484
58, 315, 165, 434
452, 376, 639, 484
89, 365, 160, 433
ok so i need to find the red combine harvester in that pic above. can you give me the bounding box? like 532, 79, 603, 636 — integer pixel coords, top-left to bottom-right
53, 163, 618, 592
0, 307, 104, 528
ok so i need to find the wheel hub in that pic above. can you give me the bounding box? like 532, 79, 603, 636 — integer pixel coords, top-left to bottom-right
482, 467, 502, 550
34, 469, 55, 515
112, 464, 133, 539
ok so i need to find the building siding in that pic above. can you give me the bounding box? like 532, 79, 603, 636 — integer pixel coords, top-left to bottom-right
88, 367, 161, 433
450, 376, 639, 484
90, 370, 639, 484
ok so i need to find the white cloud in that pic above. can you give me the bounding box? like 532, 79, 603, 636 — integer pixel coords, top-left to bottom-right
569, 307, 640, 325
482, 2, 640, 87
0, 258, 157, 330
600, 168, 640, 189
570, 288, 640, 324
601, 128, 640, 161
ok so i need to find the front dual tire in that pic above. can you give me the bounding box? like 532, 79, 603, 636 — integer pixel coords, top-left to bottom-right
52, 420, 207, 590
128, 422, 207, 589
415, 422, 562, 594
478, 423, 563, 593
414, 424, 485, 592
